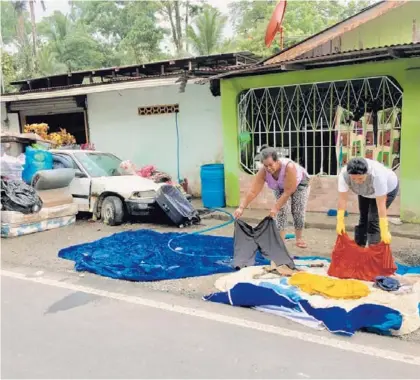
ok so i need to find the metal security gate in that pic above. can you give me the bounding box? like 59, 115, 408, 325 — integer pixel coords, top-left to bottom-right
238, 76, 403, 175
9, 96, 86, 116
8, 95, 89, 143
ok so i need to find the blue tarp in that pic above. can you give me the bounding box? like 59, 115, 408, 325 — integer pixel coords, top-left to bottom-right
204, 281, 403, 337
58, 230, 420, 282
58, 229, 268, 281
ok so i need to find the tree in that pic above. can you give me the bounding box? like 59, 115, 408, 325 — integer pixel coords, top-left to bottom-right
38, 11, 108, 71
70, 1, 164, 65
37, 46, 69, 76
1, 50, 17, 93
158, 0, 205, 56
10, 1, 27, 43
229, 0, 377, 58
28, 0, 46, 71
187, 6, 227, 55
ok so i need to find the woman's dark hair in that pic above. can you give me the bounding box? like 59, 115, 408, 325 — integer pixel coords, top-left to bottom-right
347, 157, 368, 175
260, 146, 278, 161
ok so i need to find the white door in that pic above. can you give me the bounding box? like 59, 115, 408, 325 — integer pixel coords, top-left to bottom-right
69, 174, 91, 212
52, 153, 91, 212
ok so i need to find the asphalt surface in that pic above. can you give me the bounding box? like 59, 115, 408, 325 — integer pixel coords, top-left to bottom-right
2, 218, 420, 378
2, 274, 420, 379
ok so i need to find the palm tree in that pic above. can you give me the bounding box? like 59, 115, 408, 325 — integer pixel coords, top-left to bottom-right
11, 1, 27, 43
28, 0, 46, 69
11, 0, 46, 72
186, 6, 227, 56
11, 1, 35, 77
37, 46, 67, 75
38, 11, 72, 64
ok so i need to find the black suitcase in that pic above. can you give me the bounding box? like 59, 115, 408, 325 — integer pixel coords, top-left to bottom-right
156, 184, 200, 227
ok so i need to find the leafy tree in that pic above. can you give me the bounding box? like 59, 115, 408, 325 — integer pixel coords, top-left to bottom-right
37, 11, 107, 71
229, 0, 377, 58
158, 0, 205, 56
187, 6, 227, 55
37, 46, 67, 76
28, 0, 46, 70
69, 1, 165, 65
1, 50, 17, 92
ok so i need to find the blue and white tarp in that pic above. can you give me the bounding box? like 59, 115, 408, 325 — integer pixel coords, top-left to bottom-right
204, 258, 420, 337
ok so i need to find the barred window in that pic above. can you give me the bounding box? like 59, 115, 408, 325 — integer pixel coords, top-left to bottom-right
238, 76, 402, 176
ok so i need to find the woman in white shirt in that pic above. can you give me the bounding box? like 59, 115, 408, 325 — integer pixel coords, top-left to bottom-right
336, 157, 399, 246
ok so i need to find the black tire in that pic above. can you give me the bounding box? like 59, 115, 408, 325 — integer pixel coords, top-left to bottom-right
101, 196, 125, 226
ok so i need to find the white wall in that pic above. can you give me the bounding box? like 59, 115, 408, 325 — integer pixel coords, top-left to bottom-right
87, 83, 223, 195
1, 102, 20, 133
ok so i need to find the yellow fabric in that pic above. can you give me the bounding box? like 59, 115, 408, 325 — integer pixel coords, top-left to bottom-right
289, 273, 370, 300
379, 217, 392, 244
336, 209, 346, 235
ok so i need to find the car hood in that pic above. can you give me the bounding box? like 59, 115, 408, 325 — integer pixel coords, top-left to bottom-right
91, 175, 162, 198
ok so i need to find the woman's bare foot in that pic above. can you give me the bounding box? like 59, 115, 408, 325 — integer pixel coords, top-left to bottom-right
296, 239, 307, 249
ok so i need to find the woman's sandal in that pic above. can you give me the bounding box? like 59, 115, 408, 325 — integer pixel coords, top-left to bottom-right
296, 239, 307, 249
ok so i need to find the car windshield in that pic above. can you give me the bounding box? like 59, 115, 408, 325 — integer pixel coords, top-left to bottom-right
74, 152, 123, 177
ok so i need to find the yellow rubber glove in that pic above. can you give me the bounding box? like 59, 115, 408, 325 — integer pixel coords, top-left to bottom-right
379, 217, 392, 244
336, 209, 346, 235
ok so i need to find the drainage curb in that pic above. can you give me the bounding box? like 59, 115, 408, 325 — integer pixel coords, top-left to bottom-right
205, 213, 420, 240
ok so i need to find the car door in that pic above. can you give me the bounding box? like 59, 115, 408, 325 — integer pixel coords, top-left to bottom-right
52, 153, 91, 212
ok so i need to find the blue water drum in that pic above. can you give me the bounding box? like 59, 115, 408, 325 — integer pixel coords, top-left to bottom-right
200, 163, 226, 208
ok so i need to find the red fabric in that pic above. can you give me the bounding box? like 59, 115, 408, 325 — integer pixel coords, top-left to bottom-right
137, 165, 156, 178
327, 233, 397, 282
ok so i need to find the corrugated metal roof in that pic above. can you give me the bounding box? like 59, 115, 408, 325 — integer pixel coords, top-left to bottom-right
264, 0, 408, 65
9, 51, 260, 92
196, 42, 420, 83
281, 42, 420, 64
1, 77, 181, 102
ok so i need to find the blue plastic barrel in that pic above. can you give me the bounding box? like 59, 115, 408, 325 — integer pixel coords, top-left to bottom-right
200, 164, 226, 208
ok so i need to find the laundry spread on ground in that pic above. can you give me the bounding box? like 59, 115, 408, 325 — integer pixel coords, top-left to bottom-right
205, 258, 420, 337
59, 229, 420, 337
289, 273, 370, 300
58, 229, 270, 281
233, 218, 295, 269
328, 233, 397, 281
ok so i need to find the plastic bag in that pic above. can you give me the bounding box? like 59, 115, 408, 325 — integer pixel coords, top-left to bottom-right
327, 233, 397, 281
1, 179, 43, 214
0, 153, 25, 181
22, 147, 53, 184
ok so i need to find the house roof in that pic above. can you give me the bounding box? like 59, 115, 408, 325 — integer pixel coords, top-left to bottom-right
262, 0, 408, 65
196, 42, 420, 82
7, 52, 259, 93
1, 76, 184, 102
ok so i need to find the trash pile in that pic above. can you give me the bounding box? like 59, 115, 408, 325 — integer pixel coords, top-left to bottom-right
1, 130, 78, 238
1, 180, 43, 214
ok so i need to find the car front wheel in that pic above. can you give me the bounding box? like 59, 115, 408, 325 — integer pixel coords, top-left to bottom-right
101, 196, 125, 226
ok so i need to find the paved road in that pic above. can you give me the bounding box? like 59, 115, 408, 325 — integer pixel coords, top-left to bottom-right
2, 271, 420, 379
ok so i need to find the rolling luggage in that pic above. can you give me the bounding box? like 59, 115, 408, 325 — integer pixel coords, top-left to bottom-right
156, 184, 200, 227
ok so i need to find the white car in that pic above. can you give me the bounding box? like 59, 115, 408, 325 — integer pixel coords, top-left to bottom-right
50, 150, 169, 226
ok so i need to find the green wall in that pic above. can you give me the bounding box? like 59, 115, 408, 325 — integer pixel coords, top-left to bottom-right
341, 2, 420, 50
221, 57, 420, 223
